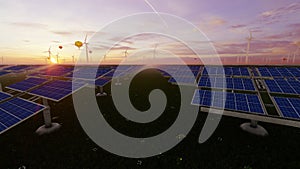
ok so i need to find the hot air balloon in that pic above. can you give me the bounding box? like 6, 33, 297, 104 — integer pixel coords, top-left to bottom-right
59, 45, 63, 49
75, 41, 83, 48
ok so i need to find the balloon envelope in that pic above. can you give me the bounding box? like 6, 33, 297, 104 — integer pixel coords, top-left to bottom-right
75, 41, 83, 48
59, 45, 63, 49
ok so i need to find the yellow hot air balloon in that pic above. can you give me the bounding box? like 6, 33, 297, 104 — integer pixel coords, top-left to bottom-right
75, 41, 83, 48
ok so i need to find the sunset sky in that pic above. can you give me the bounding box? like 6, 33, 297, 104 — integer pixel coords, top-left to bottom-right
0, 0, 299, 64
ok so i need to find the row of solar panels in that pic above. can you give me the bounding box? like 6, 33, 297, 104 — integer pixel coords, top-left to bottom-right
191, 89, 300, 120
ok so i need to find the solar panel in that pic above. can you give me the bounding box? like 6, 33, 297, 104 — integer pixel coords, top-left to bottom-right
168, 76, 196, 85
6, 77, 48, 92
28, 80, 86, 102
192, 89, 264, 114
0, 91, 12, 102
258, 67, 300, 77
198, 77, 255, 91
202, 66, 250, 76
273, 96, 300, 119
0, 71, 9, 77
0, 97, 45, 134
265, 79, 300, 95
70, 67, 113, 80
3, 65, 31, 71
73, 78, 111, 87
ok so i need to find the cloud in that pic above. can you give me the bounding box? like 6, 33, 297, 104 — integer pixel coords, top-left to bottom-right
231, 24, 247, 29
209, 17, 226, 27
51, 31, 73, 36
259, 2, 300, 24
9, 22, 47, 29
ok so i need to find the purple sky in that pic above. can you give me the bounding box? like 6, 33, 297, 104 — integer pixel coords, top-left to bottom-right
0, 0, 299, 64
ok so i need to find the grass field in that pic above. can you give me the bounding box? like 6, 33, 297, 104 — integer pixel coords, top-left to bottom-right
0, 68, 300, 169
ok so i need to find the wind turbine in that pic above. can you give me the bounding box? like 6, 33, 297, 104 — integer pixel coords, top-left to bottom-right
72, 54, 75, 64
84, 34, 89, 63
43, 46, 52, 64
246, 30, 253, 64
56, 53, 59, 64
124, 48, 128, 58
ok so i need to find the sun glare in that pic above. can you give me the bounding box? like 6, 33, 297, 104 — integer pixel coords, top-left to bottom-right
50, 57, 57, 64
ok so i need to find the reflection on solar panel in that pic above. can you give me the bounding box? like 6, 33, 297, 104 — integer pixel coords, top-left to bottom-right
6, 77, 48, 92
258, 67, 300, 77
273, 96, 300, 119
198, 77, 255, 91
3, 65, 31, 71
0, 91, 12, 102
32, 66, 73, 77
202, 66, 249, 76
265, 79, 300, 95
192, 89, 264, 114
0, 97, 45, 134
28, 80, 86, 101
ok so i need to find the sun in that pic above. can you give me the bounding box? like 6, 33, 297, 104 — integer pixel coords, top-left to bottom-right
50, 57, 57, 64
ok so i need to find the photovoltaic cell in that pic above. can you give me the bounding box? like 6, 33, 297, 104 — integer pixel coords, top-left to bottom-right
202, 66, 250, 76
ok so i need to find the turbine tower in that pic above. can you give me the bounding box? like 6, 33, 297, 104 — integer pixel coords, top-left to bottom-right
293, 45, 300, 64
43, 46, 52, 64
246, 30, 253, 64
84, 34, 89, 63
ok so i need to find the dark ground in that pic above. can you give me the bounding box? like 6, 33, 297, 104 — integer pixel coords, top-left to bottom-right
0, 69, 300, 169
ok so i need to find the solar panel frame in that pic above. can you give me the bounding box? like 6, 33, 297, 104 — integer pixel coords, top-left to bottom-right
0, 97, 46, 134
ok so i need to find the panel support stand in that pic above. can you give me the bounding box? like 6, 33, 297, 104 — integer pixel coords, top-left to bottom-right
240, 120, 268, 136
36, 98, 61, 135
96, 86, 107, 97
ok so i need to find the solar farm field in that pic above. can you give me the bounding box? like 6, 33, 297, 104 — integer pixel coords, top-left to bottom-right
0, 65, 299, 169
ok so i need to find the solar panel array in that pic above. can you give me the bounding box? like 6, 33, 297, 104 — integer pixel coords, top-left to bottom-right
74, 78, 112, 87
264, 79, 300, 95
273, 96, 300, 119
3, 65, 31, 71
0, 71, 9, 77
0, 95, 45, 133
28, 80, 86, 101
6, 77, 48, 92
202, 66, 250, 76
198, 77, 255, 91
192, 89, 265, 114
258, 67, 300, 77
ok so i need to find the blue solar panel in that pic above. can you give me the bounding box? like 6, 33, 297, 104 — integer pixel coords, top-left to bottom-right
28, 80, 86, 101
0, 97, 45, 134
3, 65, 31, 71
273, 97, 300, 119
198, 77, 255, 91
7, 77, 48, 92
265, 79, 300, 95
0, 91, 12, 102
258, 67, 300, 77
0, 71, 9, 76
202, 66, 249, 76
192, 90, 264, 114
